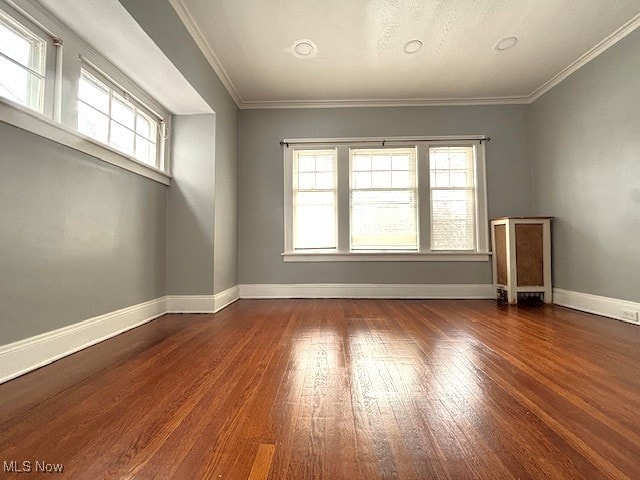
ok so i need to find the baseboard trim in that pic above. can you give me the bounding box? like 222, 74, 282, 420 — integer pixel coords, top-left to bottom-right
0, 297, 167, 384
238, 283, 493, 299
553, 288, 640, 325
166, 286, 241, 314
214, 285, 241, 313
166, 295, 214, 313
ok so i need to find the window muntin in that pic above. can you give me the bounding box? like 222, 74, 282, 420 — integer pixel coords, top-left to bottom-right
0, 12, 45, 112
292, 148, 338, 250
429, 146, 476, 251
350, 148, 418, 250
77, 68, 160, 168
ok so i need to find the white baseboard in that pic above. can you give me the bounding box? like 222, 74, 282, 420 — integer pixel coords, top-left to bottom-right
166, 294, 214, 313
166, 286, 240, 313
553, 288, 640, 325
0, 297, 167, 384
238, 283, 493, 299
0, 286, 243, 384
214, 285, 241, 313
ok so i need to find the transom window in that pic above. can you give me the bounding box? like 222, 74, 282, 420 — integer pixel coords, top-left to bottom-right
0, 11, 46, 112
77, 67, 161, 168
283, 137, 489, 261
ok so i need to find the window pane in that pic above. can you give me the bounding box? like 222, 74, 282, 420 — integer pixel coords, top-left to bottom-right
297, 156, 316, 173
352, 156, 371, 171
109, 120, 134, 154
351, 190, 417, 250
0, 19, 44, 73
136, 112, 157, 141
298, 172, 315, 189
431, 189, 475, 250
294, 191, 336, 249
77, 102, 108, 142
111, 94, 134, 129
135, 135, 156, 166
78, 74, 109, 114
0, 55, 28, 104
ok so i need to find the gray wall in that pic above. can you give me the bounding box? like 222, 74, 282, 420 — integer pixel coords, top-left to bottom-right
168, 115, 216, 295
238, 105, 533, 285
530, 28, 640, 302
0, 123, 167, 344
119, 0, 239, 294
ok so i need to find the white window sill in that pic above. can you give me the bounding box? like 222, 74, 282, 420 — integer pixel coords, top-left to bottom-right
0, 97, 171, 185
282, 251, 492, 262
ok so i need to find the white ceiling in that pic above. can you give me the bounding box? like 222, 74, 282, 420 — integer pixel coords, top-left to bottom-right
170, 0, 640, 108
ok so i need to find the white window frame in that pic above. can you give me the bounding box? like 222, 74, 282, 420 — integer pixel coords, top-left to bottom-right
77, 62, 165, 171
0, 3, 55, 116
283, 136, 490, 262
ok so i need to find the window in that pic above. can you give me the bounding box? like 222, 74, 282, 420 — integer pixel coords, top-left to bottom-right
0, 11, 46, 112
350, 148, 418, 250
292, 149, 337, 250
78, 67, 161, 168
283, 137, 489, 261
429, 146, 476, 250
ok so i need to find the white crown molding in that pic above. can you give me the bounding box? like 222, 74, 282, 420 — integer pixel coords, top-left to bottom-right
528, 12, 640, 103
169, 1, 640, 110
239, 96, 530, 110
553, 288, 640, 326
239, 283, 493, 299
168, 0, 243, 107
0, 297, 167, 384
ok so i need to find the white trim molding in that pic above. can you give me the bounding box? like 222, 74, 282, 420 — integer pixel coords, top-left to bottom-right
239, 283, 493, 299
282, 252, 490, 262
168, 0, 242, 107
0, 297, 166, 384
166, 286, 241, 313
214, 285, 241, 313
553, 288, 640, 326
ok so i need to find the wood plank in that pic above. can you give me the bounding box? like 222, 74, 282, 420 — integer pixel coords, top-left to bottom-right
0, 299, 639, 479
248, 444, 276, 480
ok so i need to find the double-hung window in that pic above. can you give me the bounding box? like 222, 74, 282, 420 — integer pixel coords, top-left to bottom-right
284, 137, 489, 261
291, 148, 338, 250
77, 66, 162, 169
0, 9, 47, 112
350, 148, 418, 250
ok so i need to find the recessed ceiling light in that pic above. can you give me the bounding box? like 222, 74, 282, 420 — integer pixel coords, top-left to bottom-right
495, 36, 518, 51
289, 39, 317, 59
403, 39, 423, 54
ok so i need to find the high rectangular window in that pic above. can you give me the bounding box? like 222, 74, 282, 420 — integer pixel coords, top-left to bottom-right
77, 67, 161, 168
0, 12, 46, 112
350, 148, 418, 250
292, 148, 338, 250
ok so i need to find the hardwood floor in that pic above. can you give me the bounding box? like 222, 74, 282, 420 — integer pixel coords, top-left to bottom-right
1, 299, 639, 479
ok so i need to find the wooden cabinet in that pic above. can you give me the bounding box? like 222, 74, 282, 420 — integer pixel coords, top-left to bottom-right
490, 217, 553, 304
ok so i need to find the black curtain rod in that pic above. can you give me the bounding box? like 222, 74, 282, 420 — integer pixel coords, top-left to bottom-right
279, 137, 490, 148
